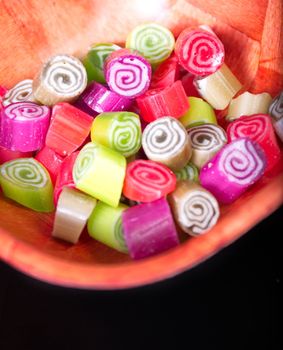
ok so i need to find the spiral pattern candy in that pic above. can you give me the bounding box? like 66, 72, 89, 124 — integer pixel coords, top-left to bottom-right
188, 124, 227, 169
0, 158, 54, 212
174, 162, 199, 182
126, 23, 175, 66
32, 54, 87, 106
200, 138, 267, 204
168, 180, 220, 236
122, 159, 176, 202
105, 49, 151, 98
142, 116, 192, 171
0, 102, 50, 152
269, 91, 283, 121
175, 29, 225, 77
227, 114, 281, 172
2, 79, 35, 106
91, 112, 142, 157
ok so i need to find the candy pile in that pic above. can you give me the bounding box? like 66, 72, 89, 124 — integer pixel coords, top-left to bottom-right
0, 24, 282, 260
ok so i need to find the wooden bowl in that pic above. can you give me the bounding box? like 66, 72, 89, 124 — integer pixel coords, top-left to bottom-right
0, 0, 282, 289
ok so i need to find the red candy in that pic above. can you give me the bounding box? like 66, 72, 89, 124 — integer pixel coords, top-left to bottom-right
150, 55, 180, 90
35, 146, 65, 184
123, 159, 176, 202
0, 145, 33, 165
45, 103, 93, 157
136, 80, 189, 123
227, 114, 281, 172
181, 73, 200, 97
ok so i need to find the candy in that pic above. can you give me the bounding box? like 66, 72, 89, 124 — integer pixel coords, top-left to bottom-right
121, 197, 179, 259
32, 54, 87, 106
122, 159, 176, 202
0, 146, 33, 165
227, 114, 281, 172
174, 162, 199, 182
188, 124, 227, 169
0, 102, 50, 152
74, 82, 132, 116
150, 54, 180, 89
142, 116, 192, 171
2, 79, 35, 106
200, 138, 266, 204
168, 180, 220, 236
54, 151, 78, 205
0, 158, 54, 212
104, 49, 151, 98
90, 111, 141, 157
269, 91, 283, 121
179, 96, 217, 128
181, 73, 200, 97
45, 103, 93, 157
126, 23, 175, 66
136, 80, 189, 123
52, 187, 96, 244
35, 146, 64, 184
83, 43, 121, 84
175, 29, 225, 77
273, 118, 283, 142
87, 201, 128, 253
73, 142, 126, 207
226, 92, 272, 121
194, 63, 242, 110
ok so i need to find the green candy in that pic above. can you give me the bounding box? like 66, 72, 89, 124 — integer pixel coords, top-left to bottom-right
179, 97, 217, 128
0, 158, 54, 212
87, 201, 128, 253
83, 43, 121, 83
174, 162, 199, 182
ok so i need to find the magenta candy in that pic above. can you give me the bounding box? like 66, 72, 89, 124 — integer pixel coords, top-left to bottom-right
74, 82, 132, 115
200, 138, 266, 204
0, 145, 33, 165
121, 197, 179, 260
0, 102, 50, 152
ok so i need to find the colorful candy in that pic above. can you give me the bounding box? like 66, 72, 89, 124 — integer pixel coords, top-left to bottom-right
174, 162, 199, 182
104, 49, 151, 98
181, 73, 200, 97
75, 82, 132, 116
188, 124, 227, 169
83, 43, 121, 83
194, 63, 242, 110
32, 54, 87, 106
273, 118, 283, 142
2, 79, 35, 106
227, 114, 281, 172
226, 92, 272, 121
136, 80, 189, 123
0, 158, 54, 212
90, 111, 141, 157
0, 102, 50, 152
35, 146, 64, 184
126, 23, 175, 67
45, 103, 93, 157
142, 116, 192, 171
121, 197, 179, 259
269, 91, 283, 121
200, 138, 266, 204
52, 187, 96, 244
168, 180, 220, 236
175, 29, 225, 77
0, 146, 33, 165
73, 142, 126, 207
122, 159, 176, 202
88, 201, 128, 253
179, 96, 217, 128
150, 54, 180, 89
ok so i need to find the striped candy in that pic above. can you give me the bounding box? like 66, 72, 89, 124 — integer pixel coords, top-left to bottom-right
2, 79, 35, 106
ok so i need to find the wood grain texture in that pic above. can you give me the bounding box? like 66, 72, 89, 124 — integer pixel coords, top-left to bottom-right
0, 0, 282, 289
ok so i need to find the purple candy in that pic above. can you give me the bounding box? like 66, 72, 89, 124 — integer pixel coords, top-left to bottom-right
74, 82, 132, 115
121, 197, 179, 260
0, 102, 50, 152
200, 137, 266, 204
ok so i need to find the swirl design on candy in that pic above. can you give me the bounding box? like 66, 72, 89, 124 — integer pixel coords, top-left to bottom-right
114, 217, 128, 253
109, 113, 141, 157
175, 163, 199, 182
269, 92, 283, 121
218, 138, 266, 186
126, 23, 175, 66
4, 102, 49, 121
180, 190, 219, 235
123, 160, 176, 202
91, 43, 121, 68
73, 142, 97, 183
175, 29, 225, 76
2, 79, 35, 106
1, 158, 48, 188
188, 124, 227, 151
105, 51, 151, 98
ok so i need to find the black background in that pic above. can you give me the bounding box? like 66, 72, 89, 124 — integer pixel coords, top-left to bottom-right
0, 207, 281, 350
